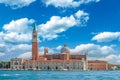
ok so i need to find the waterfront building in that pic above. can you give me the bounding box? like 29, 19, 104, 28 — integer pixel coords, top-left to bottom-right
108, 64, 119, 70
88, 60, 108, 70
10, 58, 25, 70
10, 24, 87, 70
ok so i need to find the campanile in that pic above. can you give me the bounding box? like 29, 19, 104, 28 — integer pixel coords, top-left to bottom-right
32, 23, 38, 60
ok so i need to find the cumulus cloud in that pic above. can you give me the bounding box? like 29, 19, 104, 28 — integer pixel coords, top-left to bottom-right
1, 11, 88, 42
0, 11, 88, 60
70, 43, 120, 64
0, 18, 34, 43
41, 0, 100, 8
0, 43, 32, 61
0, 52, 5, 57
71, 43, 114, 57
0, 43, 7, 52
0, 43, 31, 55
9, 44, 31, 52
18, 52, 32, 59
0, 18, 35, 60
104, 54, 120, 64
0, 0, 36, 9
39, 10, 89, 40
56, 45, 62, 51
3, 18, 34, 33
92, 32, 120, 42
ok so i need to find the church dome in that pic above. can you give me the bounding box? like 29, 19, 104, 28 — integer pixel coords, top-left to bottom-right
61, 44, 70, 54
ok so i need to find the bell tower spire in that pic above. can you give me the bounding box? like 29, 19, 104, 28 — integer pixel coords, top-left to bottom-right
32, 22, 39, 60
33, 22, 37, 31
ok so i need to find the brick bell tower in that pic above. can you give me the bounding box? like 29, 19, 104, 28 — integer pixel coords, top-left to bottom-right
32, 23, 39, 60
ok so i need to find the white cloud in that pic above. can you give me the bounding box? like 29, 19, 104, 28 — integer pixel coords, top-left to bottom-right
0, 52, 5, 57
0, 43, 31, 55
71, 43, 120, 64
0, 0, 36, 9
0, 43, 8, 53
39, 10, 89, 40
56, 45, 62, 51
104, 54, 120, 64
9, 44, 31, 52
1, 32, 31, 43
18, 52, 31, 59
0, 43, 32, 60
0, 43, 5, 47
0, 18, 34, 43
0, 18, 34, 60
92, 32, 120, 42
41, 0, 100, 8
0, 11, 88, 42
0, 13, 89, 60
100, 46, 114, 55
71, 43, 114, 57
3, 18, 34, 33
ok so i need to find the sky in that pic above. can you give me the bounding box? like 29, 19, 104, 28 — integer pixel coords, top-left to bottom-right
0, 0, 120, 64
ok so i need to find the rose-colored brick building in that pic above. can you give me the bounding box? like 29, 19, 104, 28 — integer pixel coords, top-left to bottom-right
88, 60, 108, 70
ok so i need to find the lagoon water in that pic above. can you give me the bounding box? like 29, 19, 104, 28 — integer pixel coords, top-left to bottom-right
0, 70, 120, 80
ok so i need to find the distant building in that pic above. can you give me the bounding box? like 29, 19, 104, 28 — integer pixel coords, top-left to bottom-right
88, 60, 108, 70
10, 58, 25, 70
108, 64, 119, 70
10, 23, 88, 71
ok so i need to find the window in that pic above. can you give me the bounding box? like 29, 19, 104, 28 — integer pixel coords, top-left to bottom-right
14, 62, 18, 65
56, 66, 58, 70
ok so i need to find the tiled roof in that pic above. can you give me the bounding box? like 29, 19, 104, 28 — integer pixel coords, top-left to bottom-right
26, 59, 83, 62
88, 60, 107, 63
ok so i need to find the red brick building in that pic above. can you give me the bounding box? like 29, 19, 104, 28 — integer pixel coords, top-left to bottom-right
88, 60, 108, 70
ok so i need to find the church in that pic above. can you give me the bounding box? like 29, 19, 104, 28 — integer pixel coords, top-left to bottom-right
10, 23, 88, 70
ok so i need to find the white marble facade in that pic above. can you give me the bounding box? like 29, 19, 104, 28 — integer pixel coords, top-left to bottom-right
10, 59, 87, 71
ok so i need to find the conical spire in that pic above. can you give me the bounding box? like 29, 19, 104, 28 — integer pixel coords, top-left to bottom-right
33, 22, 37, 31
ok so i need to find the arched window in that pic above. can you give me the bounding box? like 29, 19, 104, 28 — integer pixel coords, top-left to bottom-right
47, 66, 50, 70
23, 66, 25, 69
67, 66, 69, 70
30, 66, 32, 68
36, 66, 38, 69
56, 66, 58, 70
14, 62, 18, 65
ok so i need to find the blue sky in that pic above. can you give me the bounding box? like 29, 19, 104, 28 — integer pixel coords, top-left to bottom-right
0, 0, 120, 64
